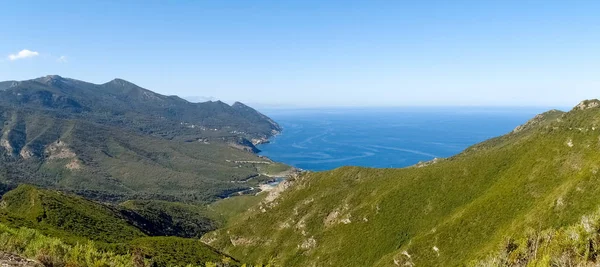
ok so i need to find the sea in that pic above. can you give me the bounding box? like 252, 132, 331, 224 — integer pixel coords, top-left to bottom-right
257, 107, 556, 171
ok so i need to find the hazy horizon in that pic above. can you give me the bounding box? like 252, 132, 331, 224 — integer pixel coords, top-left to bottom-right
0, 74, 580, 110
2, 1, 599, 107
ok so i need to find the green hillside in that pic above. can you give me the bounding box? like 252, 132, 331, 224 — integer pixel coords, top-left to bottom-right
203, 100, 600, 266
0, 75, 289, 202
0, 185, 240, 266
0, 223, 239, 267
0, 111, 277, 202
0, 75, 280, 142
0, 184, 144, 243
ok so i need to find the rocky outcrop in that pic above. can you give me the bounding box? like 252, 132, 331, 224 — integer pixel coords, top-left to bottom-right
227, 137, 260, 153
512, 109, 565, 133
0, 252, 42, 267
44, 141, 82, 171
574, 99, 600, 110
413, 157, 442, 168
45, 141, 76, 159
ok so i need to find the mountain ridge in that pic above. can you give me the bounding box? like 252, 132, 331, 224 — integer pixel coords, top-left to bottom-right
0, 75, 289, 203
0, 75, 281, 142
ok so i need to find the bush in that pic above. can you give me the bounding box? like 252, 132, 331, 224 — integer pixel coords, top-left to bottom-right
0, 224, 132, 267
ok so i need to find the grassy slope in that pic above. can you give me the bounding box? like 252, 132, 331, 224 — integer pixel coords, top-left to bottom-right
209, 193, 268, 224
0, 223, 239, 267
475, 208, 600, 266
0, 75, 286, 203
0, 110, 278, 202
0, 184, 144, 244
130, 236, 239, 266
204, 101, 600, 266
0, 185, 240, 266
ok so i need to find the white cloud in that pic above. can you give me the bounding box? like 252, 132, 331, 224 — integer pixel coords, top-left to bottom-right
8, 49, 40, 61
57, 55, 67, 63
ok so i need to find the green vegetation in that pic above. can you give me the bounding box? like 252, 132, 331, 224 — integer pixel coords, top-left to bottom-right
0, 75, 292, 266
0, 75, 280, 141
204, 100, 600, 266
0, 75, 286, 203
120, 200, 222, 238
10, 75, 600, 266
474, 209, 600, 266
130, 237, 239, 266
0, 184, 145, 244
209, 194, 268, 224
0, 223, 134, 267
0, 185, 242, 266
0, 223, 238, 266
255, 163, 293, 176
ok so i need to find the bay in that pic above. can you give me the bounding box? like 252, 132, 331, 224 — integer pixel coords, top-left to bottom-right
257, 107, 554, 171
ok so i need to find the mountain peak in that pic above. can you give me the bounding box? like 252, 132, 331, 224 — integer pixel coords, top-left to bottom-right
44, 74, 63, 80
105, 78, 139, 88
36, 75, 65, 85
573, 99, 600, 111
512, 109, 565, 133
232, 101, 249, 108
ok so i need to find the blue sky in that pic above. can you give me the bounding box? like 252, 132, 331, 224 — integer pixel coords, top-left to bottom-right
1, 0, 598, 107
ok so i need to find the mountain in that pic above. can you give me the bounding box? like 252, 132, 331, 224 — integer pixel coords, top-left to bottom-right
0, 184, 240, 266
0, 75, 288, 202
0, 75, 280, 141
203, 100, 600, 266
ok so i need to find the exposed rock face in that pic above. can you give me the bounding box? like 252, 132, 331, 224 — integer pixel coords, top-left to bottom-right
44, 141, 82, 170
263, 179, 294, 205
19, 148, 34, 159
251, 138, 270, 146
228, 137, 260, 153
0, 252, 42, 267
229, 236, 258, 247
299, 237, 317, 250
512, 109, 564, 133
414, 157, 441, 168
65, 159, 83, 170
45, 141, 76, 159
324, 204, 352, 227
0, 138, 13, 154
575, 99, 600, 110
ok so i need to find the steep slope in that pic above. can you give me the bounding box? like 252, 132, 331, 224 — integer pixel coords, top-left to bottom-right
119, 200, 222, 238
0, 223, 239, 267
0, 185, 240, 266
475, 208, 600, 266
204, 100, 600, 266
0, 184, 145, 243
0, 111, 276, 202
0, 75, 287, 202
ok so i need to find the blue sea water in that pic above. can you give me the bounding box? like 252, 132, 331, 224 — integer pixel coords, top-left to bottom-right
257, 107, 553, 171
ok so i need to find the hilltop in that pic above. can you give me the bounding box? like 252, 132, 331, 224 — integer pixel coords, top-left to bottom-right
204, 99, 600, 266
